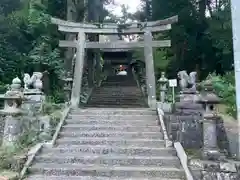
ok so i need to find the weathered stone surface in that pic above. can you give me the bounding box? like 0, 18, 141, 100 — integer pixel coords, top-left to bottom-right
220, 162, 237, 173
164, 113, 202, 148
189, 158, 240, 180
175, 102, 203, 110
26, 108, 185, 179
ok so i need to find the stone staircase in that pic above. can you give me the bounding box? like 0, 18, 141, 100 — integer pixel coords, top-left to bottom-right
26, 108, 186, 179
85, 74, 147, 108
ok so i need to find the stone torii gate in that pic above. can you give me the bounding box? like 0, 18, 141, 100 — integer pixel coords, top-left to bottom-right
51, 16, 178, 109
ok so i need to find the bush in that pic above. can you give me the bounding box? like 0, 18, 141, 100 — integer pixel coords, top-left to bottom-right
201, 72, 236, 118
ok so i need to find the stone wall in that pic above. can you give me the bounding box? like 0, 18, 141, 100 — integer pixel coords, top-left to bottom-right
164, 113, 203, 149
162, 102, 234, 158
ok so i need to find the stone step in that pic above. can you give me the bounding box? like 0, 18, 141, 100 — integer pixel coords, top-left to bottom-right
93, 90, 142, 93
89, 97, 143, 101
93, 92, 140, 94
92, 90, 142, 94
56, 137, 165, 147
90, 90, 142, 93
70, 108, 155, 115
41, 145, 177, 156
90, 92, 142, 96
59, 131, 163, 139
34, 154, 181, 167
26, 174, 183, 180
66, 116, 158, 126
67, 113, 158, 120
62, 124, 161, 132
92, 95, 142, 97
89, 95, 143, 104
87, 101, 145, 105
90, 90, 141, 95
29, 164, 185, 179
84, 104, 147, 108
101, 83, 137, 86
87, 98, 144, 101
101, 84, 137, 86
66, 119, 158, 126
94, 85, 137, 88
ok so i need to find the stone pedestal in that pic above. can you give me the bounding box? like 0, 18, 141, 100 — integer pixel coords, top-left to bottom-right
23, 90, 44, 114
23, 71, 45, 114
197, 80, 222, 160
179, 90, 200, 102
202, 115, 219, 159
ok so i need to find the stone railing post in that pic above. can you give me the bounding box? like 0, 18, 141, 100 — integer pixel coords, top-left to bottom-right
197, 79, 222, 160
62, 71, 73, 104
158, 72, 168, 103
0, 77, 24, 147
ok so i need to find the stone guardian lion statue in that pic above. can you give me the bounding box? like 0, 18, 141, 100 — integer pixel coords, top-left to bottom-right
177, 70, 197, 91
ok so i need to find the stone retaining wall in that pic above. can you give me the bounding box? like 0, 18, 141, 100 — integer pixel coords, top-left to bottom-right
162, 102, 235, 158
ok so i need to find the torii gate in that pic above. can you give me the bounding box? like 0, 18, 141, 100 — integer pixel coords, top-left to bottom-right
51, 16, 178, 109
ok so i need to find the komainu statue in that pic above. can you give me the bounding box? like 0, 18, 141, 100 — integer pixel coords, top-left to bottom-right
177, 70, 197, 91
23, 73, 31, 89
23, 72, 43, 90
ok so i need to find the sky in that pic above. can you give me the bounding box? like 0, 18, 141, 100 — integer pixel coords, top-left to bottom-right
106, 0, 141, 16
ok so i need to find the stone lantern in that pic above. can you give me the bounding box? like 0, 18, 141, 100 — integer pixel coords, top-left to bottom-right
158, 72, 168, 103
63, 71, 73, 104
0, 77, 24, 146
197, 79, 222, 160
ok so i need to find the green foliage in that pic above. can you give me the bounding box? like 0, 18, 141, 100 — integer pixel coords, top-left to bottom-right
50, 110, 63, 128
0, 100, 64, 172
202, 72, 236, 118
132, 46, 169, 79
41, 101, 63, 115
0, 144, 27, 173
0, 0, 64, 96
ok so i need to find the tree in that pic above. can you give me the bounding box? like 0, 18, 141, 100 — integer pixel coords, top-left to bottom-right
137, 0, 233, 79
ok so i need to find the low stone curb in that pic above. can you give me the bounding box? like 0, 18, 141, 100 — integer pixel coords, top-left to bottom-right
157, 103, 172, 148
174, 142, 194, 180
19, 143, 44, 179
50, 106, 71, 146
157, 102, 195, 180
